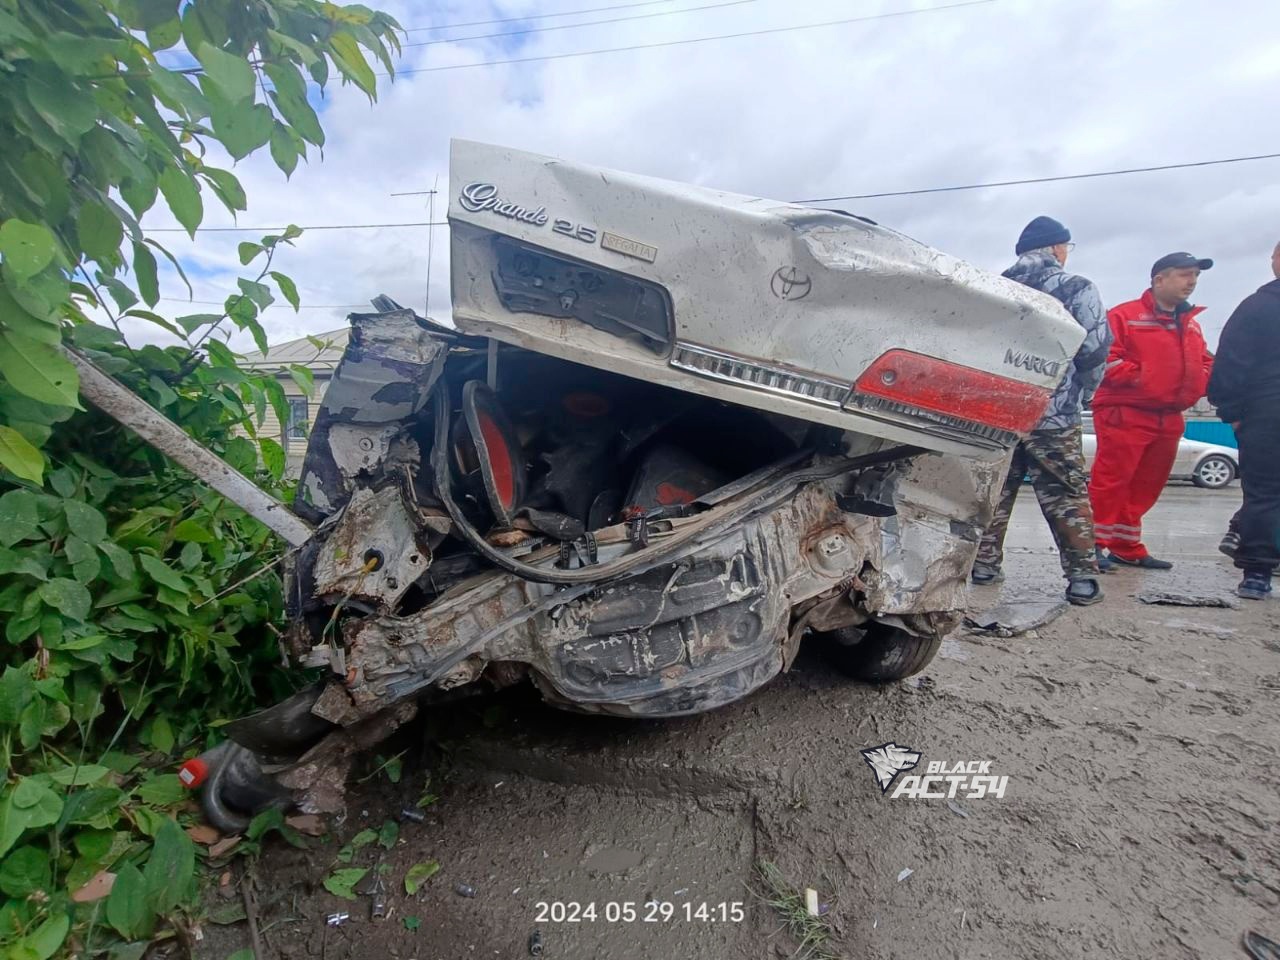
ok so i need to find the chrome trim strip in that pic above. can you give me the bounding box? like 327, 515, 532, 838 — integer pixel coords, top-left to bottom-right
669, 342, 851, 407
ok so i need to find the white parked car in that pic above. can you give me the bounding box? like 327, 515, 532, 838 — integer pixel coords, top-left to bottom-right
1081, 417, 1238, 489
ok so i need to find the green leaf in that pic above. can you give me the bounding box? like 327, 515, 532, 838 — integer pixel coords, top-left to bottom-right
132, 241, 159, 307
0, 284, 62, 345
377, 819, 398, 850
64, 500, 108, 542
16, 911, 69, 960
0, 426, 44, 483
268, 88, 324, 148
0, 665, 36, 725
143, 238, 192, 299
62, 787, 125, 826
149, 714, 175, 753
106, 861, 149, 939
171, 519, 214, 543
237, 278, 273, 309
138, 554, 187, 593
330, 33, 377, 98
0, 845, 52, 897
48, 764, 110, 786
133, 774, 185, 807
74, 828, 116, 862
143, 817, 194, 913
1, 779, 63, 857
121, 174, 158, 219
237, 242, 263, 266
158, 166, 202, 238
226, 951, 255, 960
403, 916, 421, 931
101, 276, 138, 313
66, 535, 101, 583
194, 43, 256, 104
323, 867, 367, 901
150, 66, 210, 119
285, 369, 313, 404
0, 221, 57, 280
148, 17, 182, 51
0, 490, 40, 547
270, 271, 300, 311
211, 101, 274, 161
39, 578, 92, 621
27, 74, 99, 142
0, 331, 81, 408
98, 541, 135, 579
269, 122, 300, 177
4, 264, 69, 321
202, 168, 247, 213
0, 545, 48, 580
258, 438, 284, 480
77, 200, 124, 263
403, 861, 439, 895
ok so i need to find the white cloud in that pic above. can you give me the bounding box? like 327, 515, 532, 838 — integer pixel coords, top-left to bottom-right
126, 0, 1280, 353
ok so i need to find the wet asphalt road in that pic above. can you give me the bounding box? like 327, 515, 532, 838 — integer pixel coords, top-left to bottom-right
1005, 481, 1241, 564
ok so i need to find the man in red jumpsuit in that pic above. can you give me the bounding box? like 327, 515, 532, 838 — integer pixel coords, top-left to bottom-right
1089, 252, 1215, 569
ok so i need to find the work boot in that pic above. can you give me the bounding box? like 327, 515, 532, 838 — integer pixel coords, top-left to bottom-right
1066, 577, 1104, 606
1095, 547, 1114, 573
1237, 571, 1273, 601
1107, 552, 1173, 570
970, 563, 1004, 585
1219, 531, 1240, 559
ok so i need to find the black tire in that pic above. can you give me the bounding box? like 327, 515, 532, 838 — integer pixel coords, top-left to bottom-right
817, 622, 942, 683
1192, 454, 1236, 489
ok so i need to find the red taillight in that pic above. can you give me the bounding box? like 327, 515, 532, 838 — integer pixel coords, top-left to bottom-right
853, 350, 1051, 434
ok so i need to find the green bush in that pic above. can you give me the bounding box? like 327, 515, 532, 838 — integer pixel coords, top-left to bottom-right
0, 0, 400, 954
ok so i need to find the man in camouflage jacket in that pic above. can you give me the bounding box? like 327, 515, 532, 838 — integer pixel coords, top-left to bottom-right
973, 216, 1112, 605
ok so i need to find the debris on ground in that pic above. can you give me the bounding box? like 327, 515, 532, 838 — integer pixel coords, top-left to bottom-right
454, 882, 477, 898
528, 929, 544, 956
805, 888, 819, 917
1136, 591, 1235, 608
964, 599, 1069, 636
947, 800, 970, 818
1244, 930, 1280, 960
325, 912, 349, 927
897, 868, 914, 882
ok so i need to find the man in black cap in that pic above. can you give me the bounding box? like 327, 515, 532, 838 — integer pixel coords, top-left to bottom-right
1089, 252, 1215, 569
973, 216, 1110, 605
1208, 241, 1280, 599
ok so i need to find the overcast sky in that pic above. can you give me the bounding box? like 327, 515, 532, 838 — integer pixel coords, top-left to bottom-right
128, 0, 1280, 354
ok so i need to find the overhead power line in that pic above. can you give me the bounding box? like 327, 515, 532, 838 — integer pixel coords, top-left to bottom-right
147, 220, 447, 233
796, 152, 1280, 203
143, 151, 1280, 236
405, 0, 681, 32
404, 0, 755, 48
160, 297, 367, 308
386, 0, 999, 75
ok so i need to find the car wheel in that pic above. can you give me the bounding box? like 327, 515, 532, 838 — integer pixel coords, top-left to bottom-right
1192, 454, 1236, 489
816, 622, 942, 683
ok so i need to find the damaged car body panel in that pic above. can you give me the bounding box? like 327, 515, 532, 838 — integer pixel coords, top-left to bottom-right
134, 141, 1086, 818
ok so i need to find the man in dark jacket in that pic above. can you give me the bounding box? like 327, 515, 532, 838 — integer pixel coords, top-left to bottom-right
1207, 242, 1280, 599
1089, 252, 1215, 569
973, 216, 1110, 606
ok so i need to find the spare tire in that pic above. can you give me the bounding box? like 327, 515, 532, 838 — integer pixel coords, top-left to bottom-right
816, 622, 942, 683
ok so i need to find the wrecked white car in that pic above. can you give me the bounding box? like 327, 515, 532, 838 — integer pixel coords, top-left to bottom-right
130, 141, 1084, 823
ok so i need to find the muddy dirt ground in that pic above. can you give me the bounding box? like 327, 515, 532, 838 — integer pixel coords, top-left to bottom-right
198, 486, 1280, 960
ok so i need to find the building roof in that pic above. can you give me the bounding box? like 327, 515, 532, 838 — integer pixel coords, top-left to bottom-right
240, 328, 348, 372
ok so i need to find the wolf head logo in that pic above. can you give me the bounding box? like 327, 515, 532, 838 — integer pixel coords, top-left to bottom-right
860, 742, 922, 793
